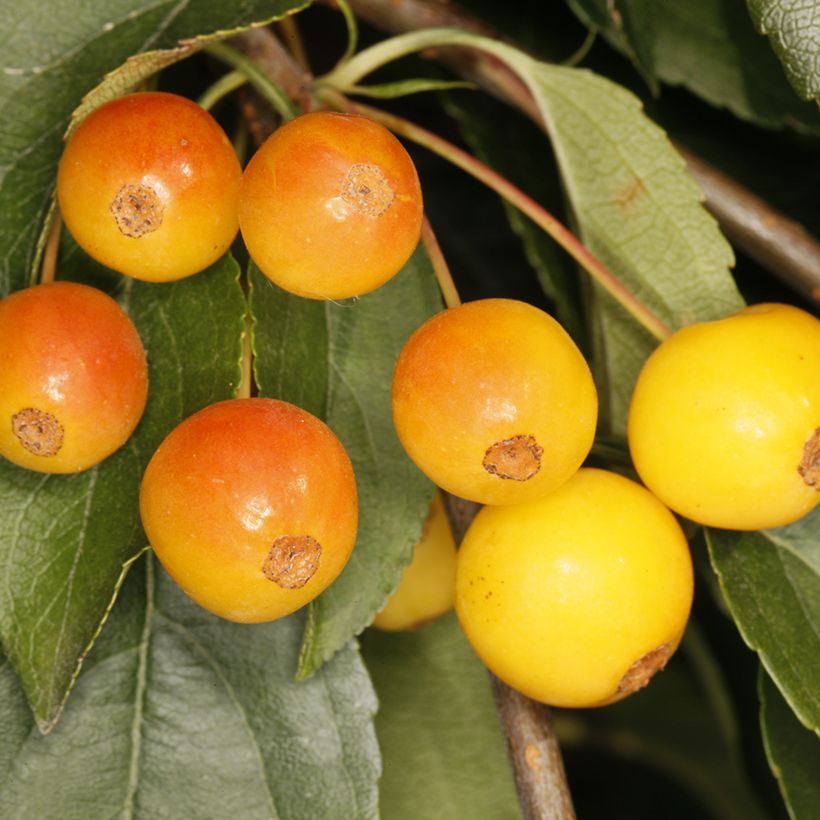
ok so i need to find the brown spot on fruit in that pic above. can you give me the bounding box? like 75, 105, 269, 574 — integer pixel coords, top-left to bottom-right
798, 428, 820, 489
483, 434, 543, 481
617, 642, 672, 695
12, 408, 64, 457
262, 535, 321, 589
111, 183, 163, 238
341, 163, 395, 217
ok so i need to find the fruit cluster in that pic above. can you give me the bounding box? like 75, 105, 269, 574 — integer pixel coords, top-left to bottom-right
3, 89, 818, 712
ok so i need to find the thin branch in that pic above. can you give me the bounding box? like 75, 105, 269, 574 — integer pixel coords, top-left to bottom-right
335, 0, 820, 307
40, 213, 62, 285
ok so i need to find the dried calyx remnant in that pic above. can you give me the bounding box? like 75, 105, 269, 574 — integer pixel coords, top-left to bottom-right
262, 534, 322, 589
12, 408, 64, 457
483, 434, 543, 481
799, 428, 820, 488
341, 164, 395, 217
617, 642, 673, 696
111, 183, 163, 238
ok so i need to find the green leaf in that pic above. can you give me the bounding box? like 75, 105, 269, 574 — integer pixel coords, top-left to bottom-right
0, 0, 305, 297
760, 668, 820, 819
653, 0, 820, 131
0, 254, 245, 731
707, 508, 820, 735
361, 613, 519, 819
748, 0, 820, 102
249, 250, 444, 678
564, 0, 659, 89
521, 62, 741, 429
566, 0, 820, 132
0, 554, 380, 818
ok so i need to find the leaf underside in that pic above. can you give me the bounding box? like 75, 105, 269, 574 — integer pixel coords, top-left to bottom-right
747, 0, 820, 103
707, 508, 820, 736
0, 555, 380, 819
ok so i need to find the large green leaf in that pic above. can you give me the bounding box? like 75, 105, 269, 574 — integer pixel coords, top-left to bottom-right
361, 613, 519, 819
0, 254, 245, 731
0, 555, 380, 818
0, 0, 304, 298
249, 251, 444, 678
760, 669, 820, 820
653, 0, 820, 131
748, 0, 820, 103
566, 0, 820, 132
521, 62, 741, 429
707, 507, 820, 735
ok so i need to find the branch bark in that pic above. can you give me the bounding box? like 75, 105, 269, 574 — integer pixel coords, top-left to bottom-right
332, 0, 820, 307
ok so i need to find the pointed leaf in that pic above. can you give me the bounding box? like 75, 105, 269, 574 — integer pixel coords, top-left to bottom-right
748, 0, 820, 102
707, 507, 820, 735
565, 0, 820, 131
0, 255, 245, 731
0, 555, 380, 818
518, 61, 741, 429
0, 0, 305, 297
249, 251, 444, 677
759, 668, 820, 820
653, 0, 820, 131
361, 613, 519, 819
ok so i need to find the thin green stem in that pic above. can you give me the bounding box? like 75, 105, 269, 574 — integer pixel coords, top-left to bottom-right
563, 29, 596, 67
320, 27, 477, 90
197, 69, 247, 111
322, 91, 671, 341
421, 217, 460, 308
331, 0, 359, 71
205, 41, 298, 121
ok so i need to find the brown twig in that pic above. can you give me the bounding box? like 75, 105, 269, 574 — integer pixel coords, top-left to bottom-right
332, 0, 820, 307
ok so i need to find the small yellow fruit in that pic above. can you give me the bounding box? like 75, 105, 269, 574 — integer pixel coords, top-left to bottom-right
628, 303, 820, 530
373, 492, 457, 631
392, 299, 598, 505
456, 469, 693, 708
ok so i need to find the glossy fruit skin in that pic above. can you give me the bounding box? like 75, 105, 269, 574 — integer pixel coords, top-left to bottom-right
628, 303, 820, 531
392, 299, 598, 505
57, 91, 241, 282
140, 398, 358, 623
239, 111, 423, 300
456, 468, 693, 708
372, 492, 457, 631
0, 281, 148, 473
